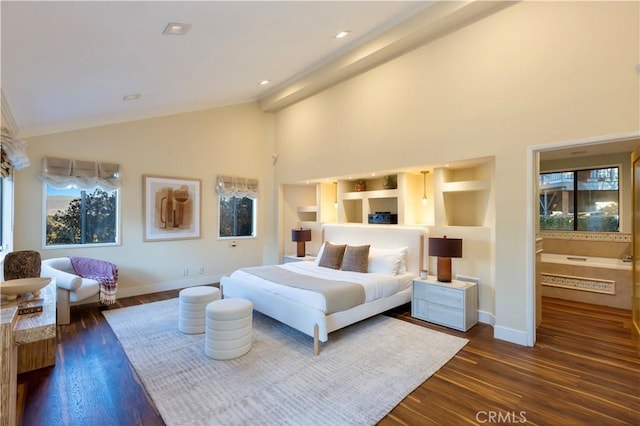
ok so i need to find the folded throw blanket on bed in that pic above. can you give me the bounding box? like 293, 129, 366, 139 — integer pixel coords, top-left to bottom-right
240, 265, 365, 314
69, 257, 118, 305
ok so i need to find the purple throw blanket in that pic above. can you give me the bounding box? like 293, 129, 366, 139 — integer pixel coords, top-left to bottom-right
69, 257, 118, 305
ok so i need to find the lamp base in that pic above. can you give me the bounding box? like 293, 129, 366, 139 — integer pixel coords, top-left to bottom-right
436, 257, 452, 282
296, 242, 306, 257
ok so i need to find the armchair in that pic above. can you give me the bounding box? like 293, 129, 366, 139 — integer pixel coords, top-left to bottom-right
41, 258, 101, 325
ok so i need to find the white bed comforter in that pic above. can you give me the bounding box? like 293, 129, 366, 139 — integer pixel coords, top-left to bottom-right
227, 261, 413, 313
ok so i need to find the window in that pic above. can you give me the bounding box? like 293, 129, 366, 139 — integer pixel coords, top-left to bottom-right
219, 196, 256, 238
44, 185, 119, 247
539, 166, 619, 232
216, 175, 258, 238
40, 157, 121, 247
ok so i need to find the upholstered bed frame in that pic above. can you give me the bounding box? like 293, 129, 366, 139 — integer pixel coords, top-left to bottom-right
220, 223, 427, 355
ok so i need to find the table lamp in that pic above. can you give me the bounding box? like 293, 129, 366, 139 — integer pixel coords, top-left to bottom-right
428, 236, 462, 282
291, 228, 312, 257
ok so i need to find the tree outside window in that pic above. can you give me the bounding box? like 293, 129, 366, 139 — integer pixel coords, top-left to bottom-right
45, 185, 119, 246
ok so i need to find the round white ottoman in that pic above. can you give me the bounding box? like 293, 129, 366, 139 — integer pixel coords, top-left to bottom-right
178, 286, 220, 334
205, 298, 253, 360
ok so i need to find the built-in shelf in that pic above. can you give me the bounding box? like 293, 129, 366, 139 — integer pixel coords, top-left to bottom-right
285, 160, 494, 229
442, 180, 489, 192
296, 206, 317, 213
438, 162, 493, 228
341, 189, 399, 200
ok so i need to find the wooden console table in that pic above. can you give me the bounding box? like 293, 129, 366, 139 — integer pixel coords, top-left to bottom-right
1, 280, 57, 425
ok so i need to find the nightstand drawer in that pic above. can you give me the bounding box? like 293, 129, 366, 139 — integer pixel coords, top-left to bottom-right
427, 303, 464, 330
427, 285, 463, 309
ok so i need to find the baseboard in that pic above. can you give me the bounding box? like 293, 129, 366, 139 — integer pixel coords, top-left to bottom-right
71, 274, 224, 305
117, 274, 223, 298
493, 325, 530, 346
478, 310, 495, 326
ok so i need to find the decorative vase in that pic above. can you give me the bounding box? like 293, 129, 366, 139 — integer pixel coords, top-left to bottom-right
354, 180, 366, 192
383, 175, 397, 189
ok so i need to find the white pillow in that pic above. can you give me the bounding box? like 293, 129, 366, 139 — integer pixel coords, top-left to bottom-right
368, 247, 408, 275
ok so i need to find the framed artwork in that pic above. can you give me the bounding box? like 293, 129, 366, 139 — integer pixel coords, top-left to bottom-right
143, 175, 201, 242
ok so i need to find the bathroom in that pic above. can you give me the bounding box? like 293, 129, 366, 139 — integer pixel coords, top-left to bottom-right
538, 146, 635, 310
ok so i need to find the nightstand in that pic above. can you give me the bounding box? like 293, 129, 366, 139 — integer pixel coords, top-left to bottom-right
282, 255, 316, 264
412, 276, 478, 331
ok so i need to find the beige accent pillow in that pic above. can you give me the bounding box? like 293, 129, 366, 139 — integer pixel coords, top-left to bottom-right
317, 242, 347, 270
341, 244, 370, 273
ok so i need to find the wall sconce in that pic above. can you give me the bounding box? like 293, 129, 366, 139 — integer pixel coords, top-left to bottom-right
291, 228, 312, 257
421, 171, 429, 205
428, 236, 462, 282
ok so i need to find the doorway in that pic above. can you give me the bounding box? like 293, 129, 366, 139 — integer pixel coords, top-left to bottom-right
530, 134, 640, 344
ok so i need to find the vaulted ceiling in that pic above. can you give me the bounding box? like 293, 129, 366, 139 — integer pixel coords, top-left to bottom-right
1, 1, 510, 137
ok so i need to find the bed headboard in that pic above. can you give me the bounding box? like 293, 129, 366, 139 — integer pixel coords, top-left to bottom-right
321, 224, 427, 276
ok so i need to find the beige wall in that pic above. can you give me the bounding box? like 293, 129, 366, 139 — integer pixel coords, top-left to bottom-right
15, 103, 276, 297
274, 1, 639, 343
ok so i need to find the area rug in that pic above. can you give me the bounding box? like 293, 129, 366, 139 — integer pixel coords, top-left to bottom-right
103, 298, 467, 426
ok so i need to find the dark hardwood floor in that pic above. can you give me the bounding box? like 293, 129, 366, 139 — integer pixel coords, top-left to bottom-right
17, 294, 640, 425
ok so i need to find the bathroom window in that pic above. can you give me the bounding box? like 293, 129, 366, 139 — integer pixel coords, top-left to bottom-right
539, 167, 619, 232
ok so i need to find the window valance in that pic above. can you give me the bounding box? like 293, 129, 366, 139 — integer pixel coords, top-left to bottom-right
41, 156, 121, 190
0, 130, 30, 177
216, 175, 259, 199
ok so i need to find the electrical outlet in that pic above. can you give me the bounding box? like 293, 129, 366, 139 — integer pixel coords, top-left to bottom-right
198, 266, 204, 275
182, 268, 188, 276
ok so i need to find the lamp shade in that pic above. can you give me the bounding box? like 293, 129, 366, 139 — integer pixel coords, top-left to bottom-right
428, 236, 462, 282
291, 228, 312, 243
428, 236, 462, 258
292, 228, 312, 257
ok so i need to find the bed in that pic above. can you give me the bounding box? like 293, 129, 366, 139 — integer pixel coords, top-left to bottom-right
220, 223, 427, 355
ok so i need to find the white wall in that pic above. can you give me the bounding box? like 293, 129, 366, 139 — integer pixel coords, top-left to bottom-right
273, 1, 639, 343
15, 103, 276, 297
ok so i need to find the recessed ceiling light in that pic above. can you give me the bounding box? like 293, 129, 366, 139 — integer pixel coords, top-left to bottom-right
334, 30, 351, 39
163, 22, 191, 35
259, 80, 271, 86
122, 94, 141, 101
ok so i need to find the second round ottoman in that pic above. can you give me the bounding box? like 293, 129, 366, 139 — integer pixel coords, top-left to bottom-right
205, 298, 253, 360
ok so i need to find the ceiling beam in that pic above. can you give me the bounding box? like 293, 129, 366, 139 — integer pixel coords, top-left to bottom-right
258, 1, 515, 113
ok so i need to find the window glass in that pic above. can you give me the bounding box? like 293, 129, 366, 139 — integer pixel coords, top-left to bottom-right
45, 185, 119, 246
539, 167, 619, 232
219, 196, 256, 238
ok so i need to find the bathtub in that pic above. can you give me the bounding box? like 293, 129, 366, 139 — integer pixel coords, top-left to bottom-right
539, 252, 632, 309
541, 253, 632, 271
